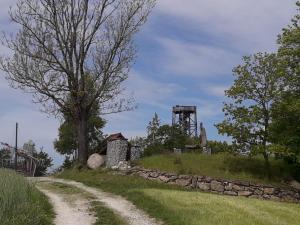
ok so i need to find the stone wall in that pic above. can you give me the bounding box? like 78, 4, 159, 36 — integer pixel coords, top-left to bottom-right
106, 140, 128, 168
126, 167, 300, 203
130, 146, 141, 161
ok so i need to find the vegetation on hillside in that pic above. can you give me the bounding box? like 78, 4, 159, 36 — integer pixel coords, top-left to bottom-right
270, 1, 300, 162
216, 2, 300, 174
138, 153, 300, 186
0, 169, 54, 225
58, 169, 300, 225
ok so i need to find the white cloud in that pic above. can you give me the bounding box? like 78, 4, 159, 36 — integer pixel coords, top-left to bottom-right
157, 37, 240, 77
126, 71, 186, 108
157, 0, 296, 52
204, 84, 229, 97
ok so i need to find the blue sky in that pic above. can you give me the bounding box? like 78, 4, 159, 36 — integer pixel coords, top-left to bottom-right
0, 0, 297, 168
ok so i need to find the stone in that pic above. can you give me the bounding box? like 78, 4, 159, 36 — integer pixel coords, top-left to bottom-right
225, 183, 233, 191
179, 175, 190, 179
254, 189, 263, 195
159, 176, 170, 183
138, 171, 149, 179
224, 191, 237, 196
191, 177, 198, 188
198, 182, 210, 191
107, 140, 128, 168
149, 172, 159, 178
176, 178, 191, 187
211, 181, 224, 192
232, 184, 244, 191
87, 154, 105, 170
264, 188, 275, 195
130, 146, 142, 161
116, 161, 131, 171
238, 191, 252, 197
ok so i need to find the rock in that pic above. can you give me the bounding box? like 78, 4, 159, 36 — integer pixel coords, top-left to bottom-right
198, 182, 210, 191
149, 172, 159, 178
138, 171, 149, 179
117, 161, 131, 171
159, 176, 170, 183
232, 184, 244, 191
238, 191, 252, 197
176, 178, 191, 187
225, 183, 233, 191
211, 181, 224, 192
254, 189, 263, 195
191, 177, 198, 188
224, 191, 237, 196
87, 154, 105, 170
264, 188, 275, 195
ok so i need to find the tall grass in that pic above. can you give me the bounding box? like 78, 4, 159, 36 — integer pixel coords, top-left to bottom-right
0, 169, 54, 225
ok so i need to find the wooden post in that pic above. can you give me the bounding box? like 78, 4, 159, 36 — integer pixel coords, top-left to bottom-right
14, 123, 18, 170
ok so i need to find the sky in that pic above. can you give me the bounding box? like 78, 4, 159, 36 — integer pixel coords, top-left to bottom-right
0, 0, 297, 168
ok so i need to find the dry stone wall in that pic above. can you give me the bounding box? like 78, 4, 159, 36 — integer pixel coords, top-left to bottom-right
126, 167, 300, 203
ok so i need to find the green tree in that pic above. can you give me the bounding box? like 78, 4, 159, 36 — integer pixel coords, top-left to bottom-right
216, 53, 284, 177
23, 140, 53, 176
156, 124, 188, 150
0, 0, 156, 165
0, 148, 11, 161
54, 110, 106, 158
146, 113, 161, 144
33, 149, 53, 176
270, 1, 300, 161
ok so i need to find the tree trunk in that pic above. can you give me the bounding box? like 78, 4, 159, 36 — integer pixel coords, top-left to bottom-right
262, 151, 271, 179
77, 109, 88, 165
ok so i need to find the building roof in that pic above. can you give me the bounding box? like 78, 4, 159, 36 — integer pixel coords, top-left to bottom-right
106, 133, 128, 142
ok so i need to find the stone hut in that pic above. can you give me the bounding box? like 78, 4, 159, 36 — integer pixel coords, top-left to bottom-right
106, 133, 129, 168
130, 146, 142, 161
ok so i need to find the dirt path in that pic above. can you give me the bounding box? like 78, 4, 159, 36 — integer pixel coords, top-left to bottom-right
37, 186, 96, 225
34, 177, 161, 225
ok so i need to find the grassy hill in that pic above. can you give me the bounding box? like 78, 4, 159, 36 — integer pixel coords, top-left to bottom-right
138, 153, 300, 187
0, 169, 54, 225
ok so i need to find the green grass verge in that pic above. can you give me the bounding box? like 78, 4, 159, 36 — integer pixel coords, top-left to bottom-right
138, 153, 300, 186
57, 169, 300, 225
0, 169, 54, 225
92, 201, 126, 225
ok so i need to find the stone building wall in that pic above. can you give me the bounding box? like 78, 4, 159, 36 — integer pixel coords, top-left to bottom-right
106, 140, 128, 168
130, 146, 141, 161
126, 167, 300, 203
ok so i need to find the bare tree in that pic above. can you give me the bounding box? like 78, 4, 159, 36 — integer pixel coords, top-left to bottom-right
0, 0, 156, 164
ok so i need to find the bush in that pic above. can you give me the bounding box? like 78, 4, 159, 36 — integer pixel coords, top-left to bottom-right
143, 143, 170, 157
208, 141, 235, 154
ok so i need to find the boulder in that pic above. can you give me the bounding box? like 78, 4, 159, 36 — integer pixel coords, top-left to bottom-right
198, 182, 211, 191
211, 181, 224, 192
87, 154, 105, 170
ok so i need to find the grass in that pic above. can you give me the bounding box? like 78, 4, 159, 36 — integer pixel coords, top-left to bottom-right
0, 169, 54, 225
57, 168, 300, 225
138, 153, 300, 186
37, 181, 126, 225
